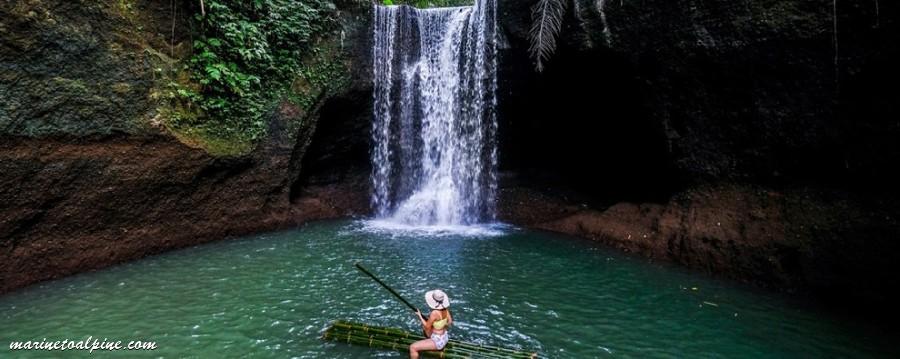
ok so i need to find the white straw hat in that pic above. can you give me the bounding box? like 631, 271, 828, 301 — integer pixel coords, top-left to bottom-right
425, 289, 450, 310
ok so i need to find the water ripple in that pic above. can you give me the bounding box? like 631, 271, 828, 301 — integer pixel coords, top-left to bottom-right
0, 220, 895, 358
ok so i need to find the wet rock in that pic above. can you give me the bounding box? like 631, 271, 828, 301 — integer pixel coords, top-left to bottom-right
0, 0, 373, 293
499, 182, 900, 319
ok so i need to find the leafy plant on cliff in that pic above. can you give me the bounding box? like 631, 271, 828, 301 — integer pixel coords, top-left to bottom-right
168, 0, 337, 155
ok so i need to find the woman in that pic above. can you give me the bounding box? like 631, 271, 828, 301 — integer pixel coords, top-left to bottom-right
409, 289, 452, 359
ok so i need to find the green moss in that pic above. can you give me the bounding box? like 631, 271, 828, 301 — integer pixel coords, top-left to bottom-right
168, 124, 256, 157
282, 39, 352, 137
115, 0, 138, 22
150, 32, 352, 156
111, 82, 131, 94
2, 0, 353, 156
50, 76, 89, 93
384, 0, 473, 7
156, 0, 340, 155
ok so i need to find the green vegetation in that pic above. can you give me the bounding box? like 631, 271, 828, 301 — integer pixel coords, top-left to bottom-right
165, 0, 341, 156
383, 0, 474, 8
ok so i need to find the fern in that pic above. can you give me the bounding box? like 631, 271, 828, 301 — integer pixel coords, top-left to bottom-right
529, 0, 567, 72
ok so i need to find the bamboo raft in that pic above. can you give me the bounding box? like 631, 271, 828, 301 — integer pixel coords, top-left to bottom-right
323, 321, 539, 358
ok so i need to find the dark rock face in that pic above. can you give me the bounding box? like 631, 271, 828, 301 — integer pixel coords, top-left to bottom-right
499, 183, 900, 299
288, 1, 374, 200
295, 89, 373, 194
497, 0, 900, 189
0, 134, 370, 293
494, 0, 900, 319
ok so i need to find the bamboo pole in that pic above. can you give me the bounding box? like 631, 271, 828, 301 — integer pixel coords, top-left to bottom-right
354, 263, 428, 338
354, 263, 421, 313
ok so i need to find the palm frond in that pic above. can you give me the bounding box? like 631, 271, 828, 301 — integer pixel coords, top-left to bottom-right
529, 0, 567, 72
571, 0, 593, 49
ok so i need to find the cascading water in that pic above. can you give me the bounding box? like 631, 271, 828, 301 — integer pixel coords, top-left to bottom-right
370, 0, 498, 229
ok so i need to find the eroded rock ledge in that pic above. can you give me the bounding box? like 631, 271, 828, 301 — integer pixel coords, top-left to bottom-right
499, 182, 900, 319
0, 136, 369, 294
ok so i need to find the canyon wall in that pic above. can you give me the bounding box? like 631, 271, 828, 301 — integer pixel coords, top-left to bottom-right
494, 0, 900, 317
2, 0, 899, 320
0, 0, 372, 293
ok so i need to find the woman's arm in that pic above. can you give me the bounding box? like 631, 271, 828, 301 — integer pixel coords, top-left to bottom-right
417, 310, 438, 336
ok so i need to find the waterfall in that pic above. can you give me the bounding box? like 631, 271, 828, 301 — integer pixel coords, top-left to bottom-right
370, 1, 498, 228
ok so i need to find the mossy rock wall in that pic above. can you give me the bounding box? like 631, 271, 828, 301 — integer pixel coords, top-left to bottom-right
0, 0, 188, 137
1, 0, 368, 157
0, 0, 374, 294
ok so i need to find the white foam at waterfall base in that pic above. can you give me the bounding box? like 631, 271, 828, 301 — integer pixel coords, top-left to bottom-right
358, 219, 510, 238
370, 0, 500, 235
